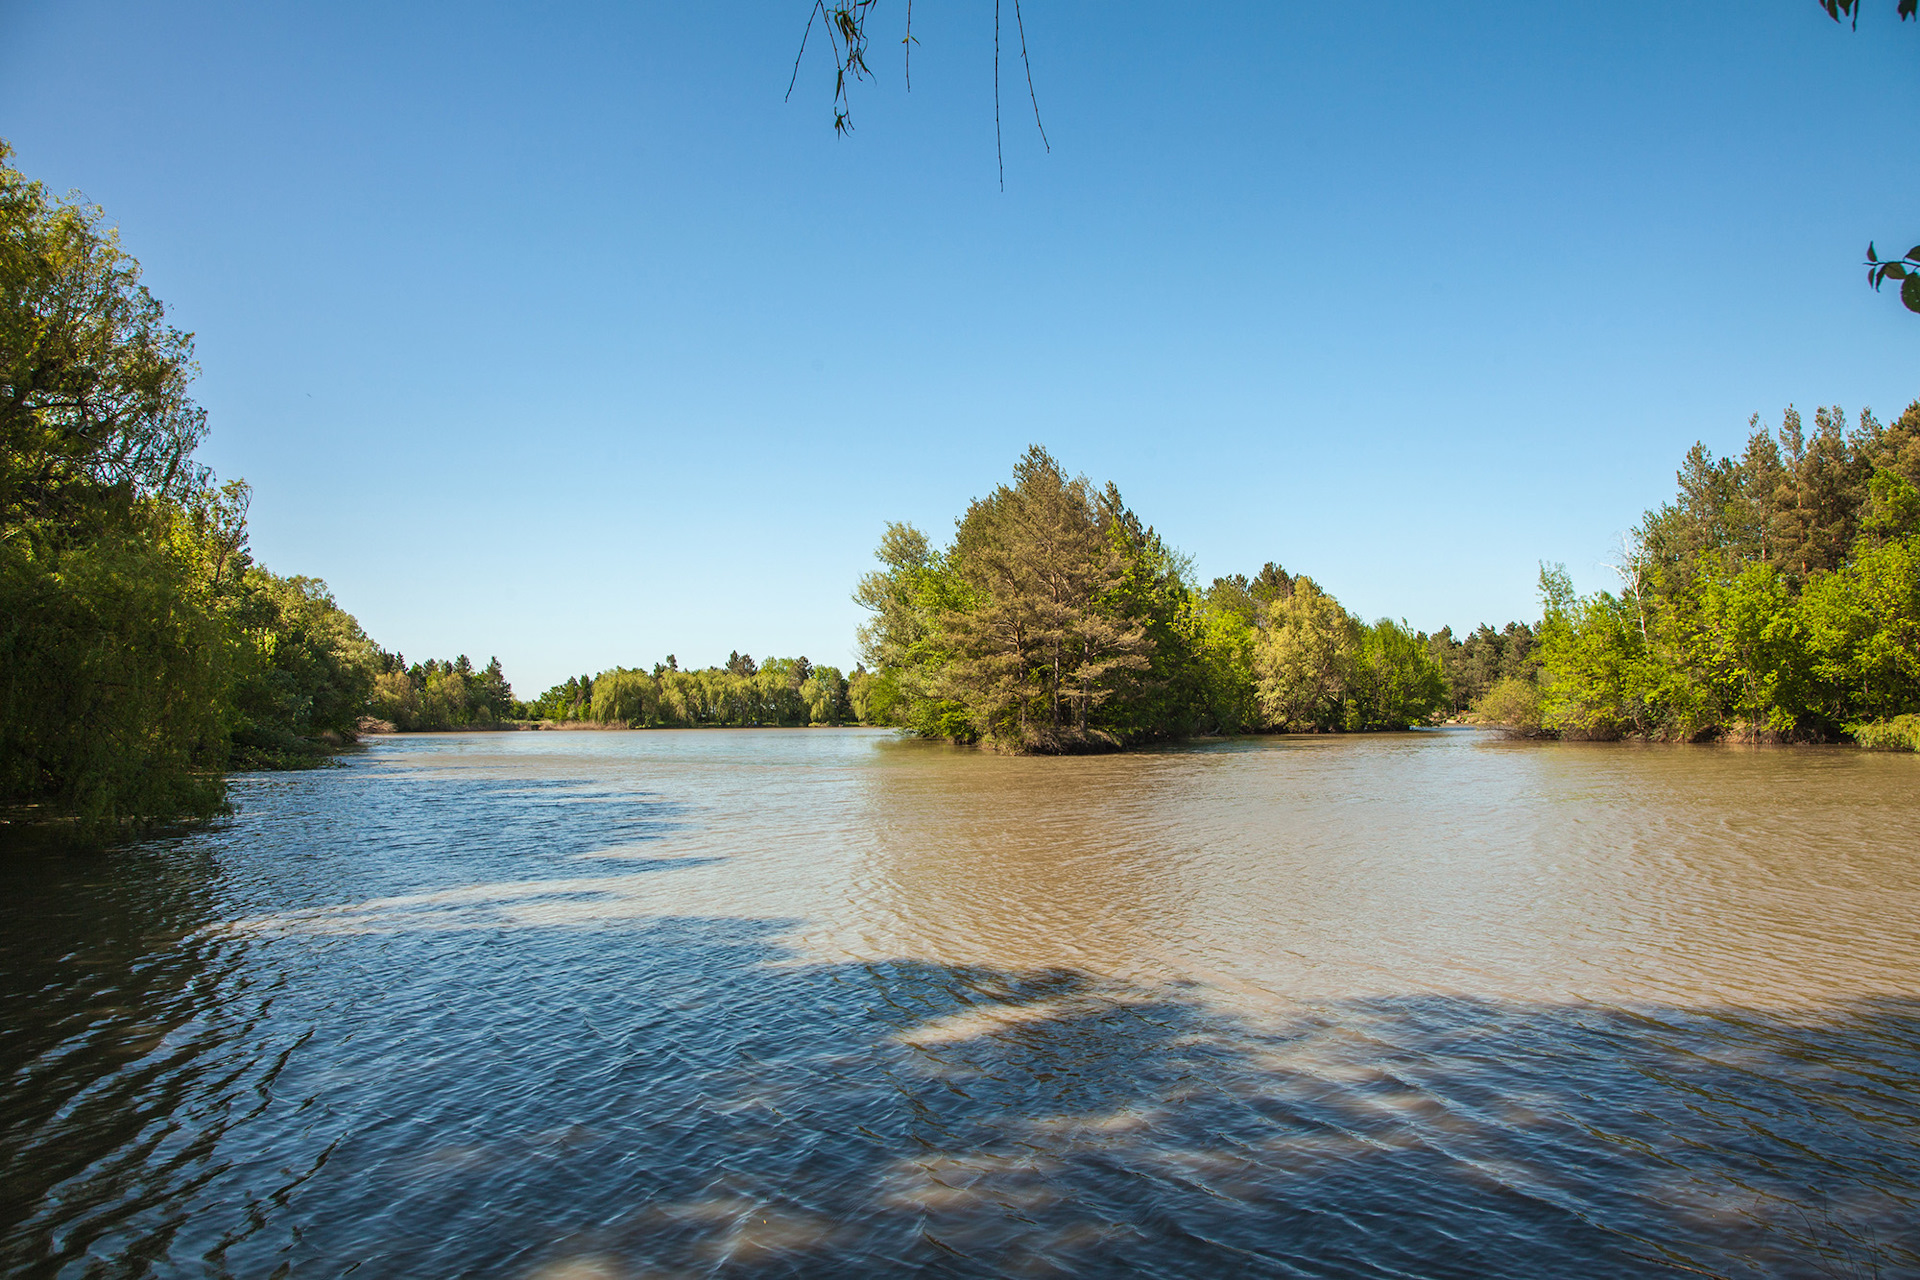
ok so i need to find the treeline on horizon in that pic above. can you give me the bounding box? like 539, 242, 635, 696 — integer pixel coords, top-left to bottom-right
524, 652, 863, 728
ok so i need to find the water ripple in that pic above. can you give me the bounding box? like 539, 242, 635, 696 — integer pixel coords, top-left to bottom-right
2, 729, 1917, 1277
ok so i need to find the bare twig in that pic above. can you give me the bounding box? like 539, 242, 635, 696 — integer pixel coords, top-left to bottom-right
785, 0, 827, 102
1014, 0, 1049, 152
994, 0, 1004, 189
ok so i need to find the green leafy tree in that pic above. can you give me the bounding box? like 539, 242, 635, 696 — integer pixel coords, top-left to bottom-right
1349, 618, 1448, 730
0, 503, 235, 834
1, 142, 209, 537
936, 447, 1155, 749
1252, 576, 1356, 732
227, 569, 377, 765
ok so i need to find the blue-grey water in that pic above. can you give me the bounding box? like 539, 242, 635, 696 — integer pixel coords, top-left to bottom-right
3, 728, 1918, 1278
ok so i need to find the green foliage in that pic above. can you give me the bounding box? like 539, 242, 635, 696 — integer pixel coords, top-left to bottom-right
227, 570, 378, 765
1522, 404, 1920, 742
858, 448, 1194, 752
1800, 532, 1920, 724
1468, 677, 1545, 734
1185, 598, 1259, 734
1, 142, 210, 539
531, 654, 853, 728
941, 448, 1153, 748
0, 140, 401, 835
1850, 714, 1920, 751
0, 503, 234, 836
373, 653, 520, 730
859, 450, 1453, 751
1349, 618, 1449, 731
1865, 242, 1920, 314
1428, 622, 1536, 715
1253, 577, 1356, 732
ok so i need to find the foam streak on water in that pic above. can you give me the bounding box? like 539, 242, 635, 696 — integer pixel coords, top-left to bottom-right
2, 728, 1917, 1277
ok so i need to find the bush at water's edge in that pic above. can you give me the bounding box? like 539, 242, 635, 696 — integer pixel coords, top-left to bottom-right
1852, 715, 1920, 752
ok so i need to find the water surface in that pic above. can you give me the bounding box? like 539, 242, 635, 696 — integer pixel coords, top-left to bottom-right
3, 729, 1917, 1277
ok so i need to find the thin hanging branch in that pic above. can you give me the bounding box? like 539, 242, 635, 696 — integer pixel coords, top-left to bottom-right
786, 0, 873, 134
994, 0, 1003, 189
788, 1, 1047, 183
1014, 0, 1049, 153
904, 0, 916, 90
785, 2, 823, 101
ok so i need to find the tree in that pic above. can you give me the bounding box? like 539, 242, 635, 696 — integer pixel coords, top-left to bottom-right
1349, 618, 1447, 730
1252, 577, 1356, 732
2, 141, 234, 833
1, 141, 209, 534
940, 446, 1152, 749
227, 570, 377, 764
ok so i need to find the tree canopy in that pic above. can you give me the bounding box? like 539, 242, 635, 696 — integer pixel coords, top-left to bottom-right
2, 141, 421, 837
855, 446, 1452, 752
1472, 402, 1920, 741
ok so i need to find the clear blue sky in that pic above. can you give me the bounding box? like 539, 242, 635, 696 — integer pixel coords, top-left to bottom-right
4, 2, 1916, 693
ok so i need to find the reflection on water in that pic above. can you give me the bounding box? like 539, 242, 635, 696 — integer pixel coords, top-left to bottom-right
3, 729, 1918, 1277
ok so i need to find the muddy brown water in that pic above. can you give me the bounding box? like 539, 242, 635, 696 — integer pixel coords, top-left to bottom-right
3, 728, 1917, 1277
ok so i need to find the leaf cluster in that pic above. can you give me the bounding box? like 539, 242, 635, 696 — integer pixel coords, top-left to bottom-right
1865, 243, 1920, 314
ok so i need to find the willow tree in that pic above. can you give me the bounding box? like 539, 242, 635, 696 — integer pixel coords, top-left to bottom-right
1, 143, 209, 535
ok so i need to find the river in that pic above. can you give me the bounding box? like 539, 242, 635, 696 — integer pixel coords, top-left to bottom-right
3, 728, 1917, 1277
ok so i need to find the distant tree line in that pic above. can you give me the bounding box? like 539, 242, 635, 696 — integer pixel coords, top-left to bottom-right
366, 653, 519, 731
528, 652, 858, 728
1471, 403, 1920, 747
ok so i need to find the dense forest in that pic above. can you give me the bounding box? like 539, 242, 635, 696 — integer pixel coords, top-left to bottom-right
1482, 404, 1920, 749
